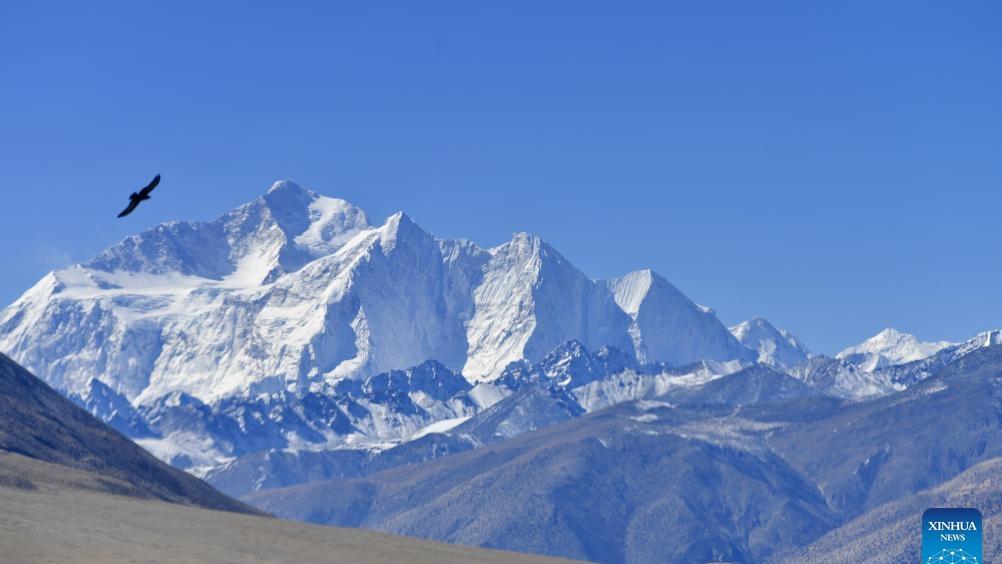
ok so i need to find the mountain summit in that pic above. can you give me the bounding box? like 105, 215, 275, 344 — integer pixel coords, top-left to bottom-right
605, 270, 753, 366
730, 316, 811, 369
836, 328, 953, 371
85, 180, 370, 285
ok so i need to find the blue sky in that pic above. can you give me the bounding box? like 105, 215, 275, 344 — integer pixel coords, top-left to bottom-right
1, 1, 999, 354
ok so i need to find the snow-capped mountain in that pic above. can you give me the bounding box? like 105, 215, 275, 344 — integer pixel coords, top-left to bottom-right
877, 329, 1002, 387
5, 179, 1002, 564
729, 316, 811, 369
603, 270, 754, 366
836, 328, 952, 371
7, 178, 999, 537
792, 329, 1001, 399
131, 360, 483, 470
0, 180, 753, 406
129, 338, 751, 474
201, 342, 772, 497
463, 233, 636, 378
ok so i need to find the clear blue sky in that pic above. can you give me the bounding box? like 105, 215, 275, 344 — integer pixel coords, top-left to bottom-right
1, 1, 999, 354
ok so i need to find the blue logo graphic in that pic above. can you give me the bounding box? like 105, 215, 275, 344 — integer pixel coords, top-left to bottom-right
922, 508, 982, 564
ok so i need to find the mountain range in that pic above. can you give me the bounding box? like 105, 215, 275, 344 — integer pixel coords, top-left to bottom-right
246, 344, 1002, 562
0, 180, 750, 406
1, 180, 997, 562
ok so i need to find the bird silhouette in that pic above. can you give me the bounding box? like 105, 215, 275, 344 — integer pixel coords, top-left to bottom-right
117, 174, 161, 218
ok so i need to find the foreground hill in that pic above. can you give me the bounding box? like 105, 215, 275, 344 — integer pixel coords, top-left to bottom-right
0, 352, 255, 512
0, 483, 574, 564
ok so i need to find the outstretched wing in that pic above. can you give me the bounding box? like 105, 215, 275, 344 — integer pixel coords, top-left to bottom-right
138, 174, 161, 197
117, 197, 140, 218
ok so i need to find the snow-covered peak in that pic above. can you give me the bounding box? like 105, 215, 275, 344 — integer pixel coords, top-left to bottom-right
259, 181, 370, 254
730, 317, 811, 369
602, 270, 755, 366
236, 181, 369, 274
464, 232, 633, 380
837, 328, 953, 371
84, 180, 370, 286
378, 211, 427, 253
265, 178, 305, 195
261, 179, 313, 207
489, 232, 556, 259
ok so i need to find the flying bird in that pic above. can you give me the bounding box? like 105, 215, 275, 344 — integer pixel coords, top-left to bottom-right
117, 174, 161, 218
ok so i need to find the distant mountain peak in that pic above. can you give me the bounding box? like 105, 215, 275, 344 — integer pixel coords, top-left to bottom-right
837, 328, 953, 371
509, 231, 542, 244
265, 178, 306, 194
729, 317, 811, 370
603, 270, 754, 366
256, 181, 370, 259
495, 231, 561, 260
605, 269, 716, 317
260, 180, 315, 210
379, 211, 426, 246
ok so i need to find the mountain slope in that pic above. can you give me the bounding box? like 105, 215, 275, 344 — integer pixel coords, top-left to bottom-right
201, 341, 749, 497
789, 354, 898, 399
0, 349, 573, 562
0, 483, 572, 564
765, 344, 1002, 518
664, 363, 820, 406
247, 401, 838, 563
0, 353, 256, 513
777, 457, 1002, 564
